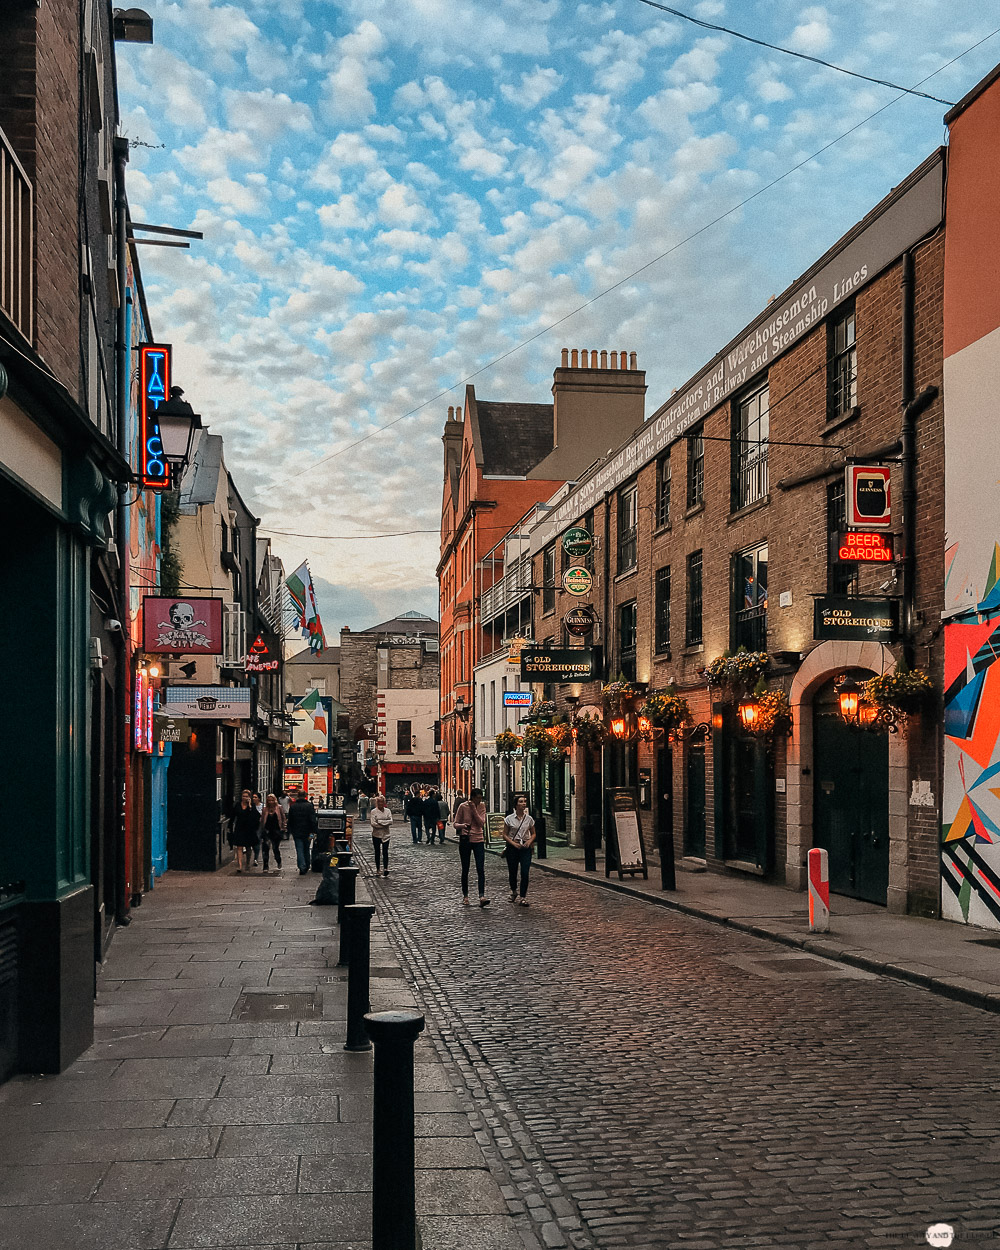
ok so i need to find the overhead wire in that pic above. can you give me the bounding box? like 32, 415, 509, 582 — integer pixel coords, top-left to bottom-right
636, 0, 956, 105
258, 24, 997, 500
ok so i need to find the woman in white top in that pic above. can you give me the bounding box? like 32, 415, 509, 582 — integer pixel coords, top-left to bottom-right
502, 794, 537, 906
369, 794, 393, 876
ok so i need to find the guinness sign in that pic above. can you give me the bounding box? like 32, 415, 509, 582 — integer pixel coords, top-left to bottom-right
564, 605, 596, 638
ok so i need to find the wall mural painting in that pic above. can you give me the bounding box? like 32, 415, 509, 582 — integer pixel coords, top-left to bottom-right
942, 585, 1000, 928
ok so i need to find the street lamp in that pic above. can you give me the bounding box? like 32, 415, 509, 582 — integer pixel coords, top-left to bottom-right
837, 677, 861, 723
738, 695, 760, 732
155, 386, 201, 476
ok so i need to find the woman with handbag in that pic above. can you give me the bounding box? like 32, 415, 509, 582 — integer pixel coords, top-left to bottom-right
502, 794, 536, 906
259, 793, 285, 873
232, 789, 259, 873
452, 788, 490, 908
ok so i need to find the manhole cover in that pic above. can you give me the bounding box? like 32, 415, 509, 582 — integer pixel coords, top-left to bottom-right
754, 957, 841, 974
718, 953, 874, 981
966, 936, 1000, 950
233, 991, 320, 1021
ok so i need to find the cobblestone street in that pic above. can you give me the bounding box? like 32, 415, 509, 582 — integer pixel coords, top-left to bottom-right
367, 839, 1000, 1249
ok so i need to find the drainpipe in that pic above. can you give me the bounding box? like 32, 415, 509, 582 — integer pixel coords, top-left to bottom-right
899, 248, 939, 667
113, 136, 131, 925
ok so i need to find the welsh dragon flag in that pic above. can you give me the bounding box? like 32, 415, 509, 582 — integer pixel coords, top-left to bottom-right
285, 562, 326, 654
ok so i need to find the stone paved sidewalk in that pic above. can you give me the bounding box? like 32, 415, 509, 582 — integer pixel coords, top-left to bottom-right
529, 845, 1000, 1012
0, 860, 532, 1250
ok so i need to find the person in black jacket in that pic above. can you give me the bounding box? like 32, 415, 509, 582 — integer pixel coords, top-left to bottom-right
423, 789, 441, 845
232, 790, 260, 873
405, 784, 423, 844
286, 789, 319, 874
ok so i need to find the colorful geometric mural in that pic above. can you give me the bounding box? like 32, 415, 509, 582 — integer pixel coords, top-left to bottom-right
942, 611, 1000, 928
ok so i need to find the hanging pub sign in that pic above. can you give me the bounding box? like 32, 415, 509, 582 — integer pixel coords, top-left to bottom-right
143, 596, 224, 654
813, 595, 899, 642
562, 527, 593, 559
563, 566, 593, 596
520, 647, 597, 682
564, 605, 597, 637
245, 628, 281, 673
506, 635, 530, 666
837, 531, 894, 562
163, 685, 252, 719
846, 464, 891, 527
139, 343, 172, 491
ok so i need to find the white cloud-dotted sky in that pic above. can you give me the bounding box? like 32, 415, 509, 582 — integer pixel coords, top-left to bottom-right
119, 1, 1000, 631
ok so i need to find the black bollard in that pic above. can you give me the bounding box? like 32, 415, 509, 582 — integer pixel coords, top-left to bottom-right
534, 813, 547, 859
335, 840, 353, 867
657, 831, 676, 891
337, 864, 360, 949
364, 1010, 425, 1250
583, 816, 598, 872
343, 903, 375, 1052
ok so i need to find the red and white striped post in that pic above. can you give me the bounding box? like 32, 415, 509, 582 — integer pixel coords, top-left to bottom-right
808, 847, 830, 932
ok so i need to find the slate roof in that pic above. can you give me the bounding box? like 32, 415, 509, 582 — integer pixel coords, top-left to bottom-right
287, 646, 341, 664
362, 612, 439, 635
475, 401, 553, 476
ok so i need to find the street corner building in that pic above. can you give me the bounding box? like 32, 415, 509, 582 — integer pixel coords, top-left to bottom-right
438, 60, 1000, 931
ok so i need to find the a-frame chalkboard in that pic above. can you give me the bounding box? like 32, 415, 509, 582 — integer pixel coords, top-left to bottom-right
604, 788, 648, 879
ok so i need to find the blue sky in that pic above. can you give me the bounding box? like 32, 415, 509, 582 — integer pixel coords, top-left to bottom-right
117, 0, 1000, 631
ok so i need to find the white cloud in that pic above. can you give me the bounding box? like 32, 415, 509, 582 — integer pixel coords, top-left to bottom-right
176, 128, 259, 179
320, 20, 388, 125
224, 88, 313, 140
205, 175, 271, 216
317, 194, 370, 231
500, 67, 563, 110
377, 180, 433, 228
788, 7, 834, 54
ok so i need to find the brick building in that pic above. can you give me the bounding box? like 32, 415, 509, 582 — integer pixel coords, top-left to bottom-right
523, 150, 947, 916
438, 355, 646, 806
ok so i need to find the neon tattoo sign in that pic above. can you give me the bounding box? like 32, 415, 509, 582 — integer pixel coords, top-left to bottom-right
139, 343, 172, 490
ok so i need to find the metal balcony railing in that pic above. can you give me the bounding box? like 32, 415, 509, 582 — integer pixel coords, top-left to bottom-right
481, 555, 532, 623
1, 126, 32, 343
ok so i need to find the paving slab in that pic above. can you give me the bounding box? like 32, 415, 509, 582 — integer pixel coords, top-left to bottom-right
95, 1158, 300, 1201
168, 1189, 368, 1245
0, 1199, 178, 1250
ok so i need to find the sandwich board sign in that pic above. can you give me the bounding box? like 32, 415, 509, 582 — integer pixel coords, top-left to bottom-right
604, 788, 648, 880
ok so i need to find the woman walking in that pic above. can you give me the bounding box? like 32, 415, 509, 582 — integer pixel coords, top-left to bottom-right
453, 788, 490, 908
369, 793, 392, 876
259, 793, 285, 873
232, 789, 259, 873
502, 794, 536, 906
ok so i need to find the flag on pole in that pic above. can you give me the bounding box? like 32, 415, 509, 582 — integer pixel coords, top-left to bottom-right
285, 562, 326, 653
295, 688, 328, 738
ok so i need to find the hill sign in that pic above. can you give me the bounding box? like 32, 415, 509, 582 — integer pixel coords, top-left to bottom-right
562, 527, 593, 559
563, 567, 593, 596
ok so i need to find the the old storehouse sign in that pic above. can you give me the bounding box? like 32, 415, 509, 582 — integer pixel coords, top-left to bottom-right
521, 647, 596, 682
139, 343, 172, 490
846, 465, 891, 527
814, 596, 899, 642
143, 596, 224, 654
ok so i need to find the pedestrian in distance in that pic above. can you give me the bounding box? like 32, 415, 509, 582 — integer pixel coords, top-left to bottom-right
453, 788, 490, 908
279, 790, 291, 820
259, 793, 285, 873
232, 789, 259, 873
251, 792, 263, 865
437, 790, 450, 842
370, 793, 392, 876
422, 787, 440, 845
405, 783, 423, 843
286, 787, 319, 874
358, 790, 370, 822
502, 793, 537, 906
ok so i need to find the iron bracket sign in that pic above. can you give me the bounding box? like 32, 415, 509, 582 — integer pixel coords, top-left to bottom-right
813, 595, 899, 642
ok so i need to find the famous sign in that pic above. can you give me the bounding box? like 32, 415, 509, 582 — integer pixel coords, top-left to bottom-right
845, 465, 891, 527
143, 597, 224, 654
139, 343, 172, 491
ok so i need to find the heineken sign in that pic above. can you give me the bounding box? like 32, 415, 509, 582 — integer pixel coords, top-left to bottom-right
521, 647, 597, 682
562, 527, 593, 559
563, 567, 593, 596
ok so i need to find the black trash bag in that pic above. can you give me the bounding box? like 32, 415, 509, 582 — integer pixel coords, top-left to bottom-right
309, 856, 340, 905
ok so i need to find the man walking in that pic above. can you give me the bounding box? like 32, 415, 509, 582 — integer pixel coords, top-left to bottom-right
453, 788, 490, 907
422, 788, 441, 845
286, 788, 318, 875
369, 793, 392, 876
405, 784, 423, 843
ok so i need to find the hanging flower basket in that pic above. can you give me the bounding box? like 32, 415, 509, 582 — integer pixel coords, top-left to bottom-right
525, 698, 557, 724
494, 729, 523, 756
705, 649, 769, 701
572, 712, 607, 750
746, 687, 793, 737
602, 677, 639, 711
862, 664, 934, 716
522, 723, 553, 757
638, 687, 691, 732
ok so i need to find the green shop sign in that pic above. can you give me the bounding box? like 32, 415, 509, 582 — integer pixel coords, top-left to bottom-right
562, 526, 593, 558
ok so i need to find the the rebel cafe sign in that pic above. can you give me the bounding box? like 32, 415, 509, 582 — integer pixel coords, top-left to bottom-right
139, 343, 172, 491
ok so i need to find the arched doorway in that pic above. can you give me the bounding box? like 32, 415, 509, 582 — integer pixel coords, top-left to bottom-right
812, 673, 889, 904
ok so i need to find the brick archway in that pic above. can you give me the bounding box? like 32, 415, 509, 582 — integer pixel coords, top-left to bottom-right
785, 641, 909, 912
